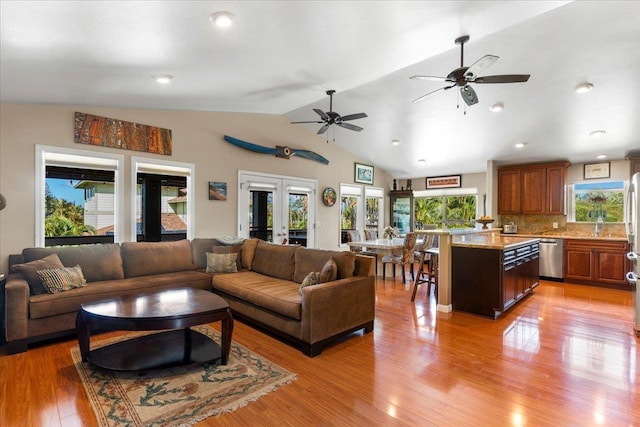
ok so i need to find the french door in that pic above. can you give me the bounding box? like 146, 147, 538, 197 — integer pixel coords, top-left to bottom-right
238, 171, 316, 247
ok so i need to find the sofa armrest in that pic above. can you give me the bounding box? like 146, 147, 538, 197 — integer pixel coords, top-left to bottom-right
354, 254, 374, 277
5, 274, 30, 342
300, 275, 375, 344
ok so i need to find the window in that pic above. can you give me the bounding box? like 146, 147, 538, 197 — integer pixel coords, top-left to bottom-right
339, 184, 383, 243
36, 145, 123, 246
414, 189, 477, 229
569, 180, 625, 223
132, 157, 194, 241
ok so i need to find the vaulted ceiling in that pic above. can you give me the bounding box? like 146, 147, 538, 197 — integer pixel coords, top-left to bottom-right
1, 1, 638, 178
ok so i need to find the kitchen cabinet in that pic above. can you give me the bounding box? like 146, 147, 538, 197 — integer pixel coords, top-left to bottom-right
452, 240, 540, 318
389, 190, 413, 234
564, 239, 631, 287
497, 162, 569, 215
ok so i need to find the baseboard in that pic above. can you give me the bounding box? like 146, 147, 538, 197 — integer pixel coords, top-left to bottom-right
437, 304, 452, 313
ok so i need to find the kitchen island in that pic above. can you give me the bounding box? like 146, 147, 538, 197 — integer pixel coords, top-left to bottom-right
451, 234, 540, 319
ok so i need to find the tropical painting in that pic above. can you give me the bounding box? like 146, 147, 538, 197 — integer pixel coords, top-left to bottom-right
74, 112, 172, 155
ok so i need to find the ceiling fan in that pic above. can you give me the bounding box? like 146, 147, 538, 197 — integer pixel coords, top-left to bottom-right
291, 90, 367, 134
410, 35, 530, 106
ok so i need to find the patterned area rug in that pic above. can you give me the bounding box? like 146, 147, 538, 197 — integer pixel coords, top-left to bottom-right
71, 324, 296, 427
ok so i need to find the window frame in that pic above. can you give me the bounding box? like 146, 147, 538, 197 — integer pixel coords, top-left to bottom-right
35, 145, 124, 247
339, 183, 383, 245
566, 179, 627, 223
413, 187, 479, 229
131, 157, 195, 241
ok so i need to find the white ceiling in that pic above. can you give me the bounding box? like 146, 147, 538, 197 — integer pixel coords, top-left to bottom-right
1, 1, 639, 178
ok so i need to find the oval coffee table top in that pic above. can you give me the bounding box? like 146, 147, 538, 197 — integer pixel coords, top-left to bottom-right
80, 287, 227, 320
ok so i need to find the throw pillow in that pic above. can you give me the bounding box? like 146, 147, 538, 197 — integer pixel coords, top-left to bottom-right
212, 244, 243, 270
206, 252, 239, 273
319, 257, 338, 283
36, 265, 87, 294
11, 253, 65, 295
299, 271, 320, 295
215, 236, 245, 246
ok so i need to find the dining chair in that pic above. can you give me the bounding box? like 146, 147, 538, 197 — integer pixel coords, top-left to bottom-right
364, 229, 378, 240
382, 232, 417, 283
347, 230, 378, 272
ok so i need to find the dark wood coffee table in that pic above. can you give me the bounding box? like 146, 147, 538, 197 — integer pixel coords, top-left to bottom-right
76, 287, 233, 371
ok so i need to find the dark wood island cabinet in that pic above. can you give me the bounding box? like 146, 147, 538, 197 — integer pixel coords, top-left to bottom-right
451, 235, 540, 319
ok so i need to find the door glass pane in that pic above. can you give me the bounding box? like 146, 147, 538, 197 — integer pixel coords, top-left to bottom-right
288, 192, 308, 247
341, 195, 359, 244
249, 190, 273, 242
392, 196, 411, 234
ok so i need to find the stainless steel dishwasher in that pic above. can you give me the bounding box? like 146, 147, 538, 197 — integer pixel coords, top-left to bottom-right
539, 238, 564, 279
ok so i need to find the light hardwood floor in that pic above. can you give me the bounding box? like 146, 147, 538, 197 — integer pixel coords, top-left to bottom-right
1, 277, 638, 426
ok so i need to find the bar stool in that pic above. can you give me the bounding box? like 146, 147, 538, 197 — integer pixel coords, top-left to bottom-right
411, 247, 439, 301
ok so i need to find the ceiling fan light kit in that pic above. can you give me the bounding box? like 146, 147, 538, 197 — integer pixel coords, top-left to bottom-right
410, 35, 530, 108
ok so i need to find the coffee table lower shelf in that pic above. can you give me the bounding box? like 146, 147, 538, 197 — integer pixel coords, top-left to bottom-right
88, 328, 222, 371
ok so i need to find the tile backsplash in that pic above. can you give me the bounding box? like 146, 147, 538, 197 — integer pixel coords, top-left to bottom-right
499, 214, 626, 238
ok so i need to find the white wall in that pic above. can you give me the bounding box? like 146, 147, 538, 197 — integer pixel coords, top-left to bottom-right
0, 103, 393, 273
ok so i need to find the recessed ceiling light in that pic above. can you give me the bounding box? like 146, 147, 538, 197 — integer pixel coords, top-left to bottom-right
391, 139, 400, 146
153, 74, 173, 84
596, 154, 608, 159
515, 142, 526, 148
489, 102, 504, 112
209, 11, 234, 28
589, 129, 607, 137
574, 82, 593, 94
418, 158, 426, 163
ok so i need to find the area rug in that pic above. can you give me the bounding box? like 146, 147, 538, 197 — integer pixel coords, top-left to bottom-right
71, 324, 296, 427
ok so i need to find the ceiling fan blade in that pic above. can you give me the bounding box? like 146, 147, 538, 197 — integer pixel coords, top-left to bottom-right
317, 124, 330, 134
473, 74, 530, 83
290, 120, 324, 124
464, 55, 499, 80
337, 122, 363, 132
340, 112, 368, 121
460, 85, 478, 106
409, 75, 447, 81
412, 84, 455, 103
313, 108, 330, 121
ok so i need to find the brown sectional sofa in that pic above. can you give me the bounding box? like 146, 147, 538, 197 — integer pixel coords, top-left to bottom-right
4, 238, 375, 357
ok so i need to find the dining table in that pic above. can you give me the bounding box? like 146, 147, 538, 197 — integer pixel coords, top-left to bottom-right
347, 238, 408, 277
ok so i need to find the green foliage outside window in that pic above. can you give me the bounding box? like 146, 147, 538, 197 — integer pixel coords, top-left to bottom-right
414, 195, 476, 229
44, 183, 96, 237
574, 188, 624, 223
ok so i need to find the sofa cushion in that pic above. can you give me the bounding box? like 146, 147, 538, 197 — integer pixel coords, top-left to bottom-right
211, 244, 242, 270
11, 253, 65, 295
212, 271, 301, 320
299, 271, 319, 295
37, 265, 87, 293
319, 258, 338, 283
293, 248, 356, 283
191, 238, 223, 269
121, 240, 194, 278
206, 252, 238, 273
240, 238, 260, 270
22, 244, 124, 283
28, 270, 212, 319
251, 240, 298, 281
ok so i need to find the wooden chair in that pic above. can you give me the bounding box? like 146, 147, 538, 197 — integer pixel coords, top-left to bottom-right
382, 232, 417, 283
412, 236, 439, 301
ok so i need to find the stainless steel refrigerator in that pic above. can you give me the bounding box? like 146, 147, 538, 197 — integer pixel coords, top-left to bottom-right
625, 172, 640, 336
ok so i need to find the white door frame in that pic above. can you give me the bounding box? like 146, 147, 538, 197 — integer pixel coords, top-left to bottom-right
238, 171, 317, 247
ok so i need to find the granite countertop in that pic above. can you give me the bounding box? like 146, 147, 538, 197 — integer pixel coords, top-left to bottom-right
451, 234, 540, 250
509, 232, 628, 242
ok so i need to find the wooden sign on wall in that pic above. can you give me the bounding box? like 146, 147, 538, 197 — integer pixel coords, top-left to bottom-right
74, 112, 172, 155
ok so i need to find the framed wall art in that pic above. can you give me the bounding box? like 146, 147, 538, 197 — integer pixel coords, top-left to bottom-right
584, 162, 610, 179
354, 163, 374, 185
322, 187, 337, 206
426, 175, 461, 189
209, 181, 227, 201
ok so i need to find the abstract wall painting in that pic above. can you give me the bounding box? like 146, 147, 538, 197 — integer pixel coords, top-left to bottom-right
74, 112, 172, 155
